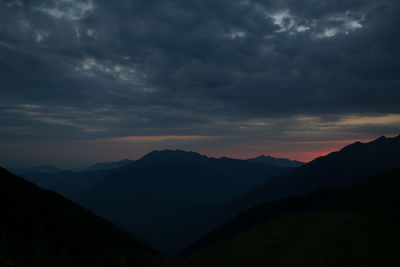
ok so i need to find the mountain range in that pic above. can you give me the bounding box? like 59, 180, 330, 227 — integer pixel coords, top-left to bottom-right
4, 135, 400, 257
77, 151, 290, 253
1, 135, 400, 265
8, 165, 62, 175
12, 151, 292, 254
185, 168, 400, 256
146, 135, 400, 254
74, 159, 134, 172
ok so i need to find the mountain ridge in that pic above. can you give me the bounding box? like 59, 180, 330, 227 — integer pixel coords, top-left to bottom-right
154, 135, 400, 255
10, 135, 400, 256
184, 168, 400, 255
76, 151, 291, 255
247, 155, 304, 168
0, 167, 158, 266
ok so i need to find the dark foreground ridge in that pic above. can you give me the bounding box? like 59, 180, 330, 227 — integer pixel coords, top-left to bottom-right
0, 167, 158, 267
173, 168, 400, 266
186, 168, 400, 253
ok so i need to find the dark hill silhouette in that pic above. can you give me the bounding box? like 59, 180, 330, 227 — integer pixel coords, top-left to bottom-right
8, 165, 62, 175
134, 150, 209, 166
21, 169, 116, 199
77, 150, 290, 255
0, 167, 158, 266
233, 135, 400, 209
185, 168, 400, 254
14, 160, 134, 199
75, 159, 133, 172
247, 155, 304, 168
155, 135, 400, 255
173, 212, 400, 266
8, 160, 135, 200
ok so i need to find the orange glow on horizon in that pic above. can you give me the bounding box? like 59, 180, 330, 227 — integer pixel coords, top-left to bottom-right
205, 150, 335, 163
203, 138, 374, 163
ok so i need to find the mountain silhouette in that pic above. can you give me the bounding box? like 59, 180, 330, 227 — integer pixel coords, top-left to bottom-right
3, 136, 400, 266
20, 169, 116, 199
233, 135, 400, 209
247, 155, 304, 168
75, 150, 290, 254
8, 165, 62, 175
155, 135, 400, 254
135, 150, 209, 166
0, 167, 158, 266
11, 136, 400, 256
186, 168, 400, 255
17, 160, 135, 199
75, 159, 133, 172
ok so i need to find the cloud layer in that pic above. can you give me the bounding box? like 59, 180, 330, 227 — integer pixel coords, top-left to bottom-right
1, 0, 400, 165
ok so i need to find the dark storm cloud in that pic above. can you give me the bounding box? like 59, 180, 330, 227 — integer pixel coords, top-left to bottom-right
0, 0, 400, 143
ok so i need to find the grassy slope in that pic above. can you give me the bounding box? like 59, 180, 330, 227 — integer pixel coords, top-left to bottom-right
167, 169, 400, 266
167, 211, 400, 267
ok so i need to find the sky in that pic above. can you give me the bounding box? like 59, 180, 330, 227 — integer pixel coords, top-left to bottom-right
1, 0, 400, 168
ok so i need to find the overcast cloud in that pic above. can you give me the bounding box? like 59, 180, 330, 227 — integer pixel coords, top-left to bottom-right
1, 0, 399, 166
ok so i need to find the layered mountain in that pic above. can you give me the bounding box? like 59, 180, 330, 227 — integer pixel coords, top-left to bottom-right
157, 135, 400, 255
12, 136, 400, 256
8, 165, 62, 175
76, 150, 290, 254
74, 159, 133, 172
234, 135, 400, 209
20, 169, 116, 199
247, 155, 304, 168
186, 168, 400, 256
16, 160, 134, 199
0, 167, 158, 266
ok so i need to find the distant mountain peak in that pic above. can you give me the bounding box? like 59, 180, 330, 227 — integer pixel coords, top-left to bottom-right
370, 135, 400, 143
146, 149, 198, 154
247, 155, 304, 168
146, 149, 203, 156
138, 149, 208, 165
254, 155, 274, 159
370, 135, 388, 143
340, 135, 400, 154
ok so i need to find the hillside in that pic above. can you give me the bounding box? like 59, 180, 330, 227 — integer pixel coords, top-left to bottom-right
21, 169, 116, 199
0, 167, 158, 267
168, 212, 400, 267
170, 168, 400, 266
187, 168, 400, 253
233, 135, 400, 209
8, 165, 62, 175
17, 160, 135, 199
160, 135, 400, 253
